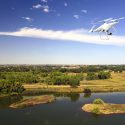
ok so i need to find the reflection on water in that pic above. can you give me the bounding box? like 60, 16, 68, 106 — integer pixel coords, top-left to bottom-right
54, 93, 80, 102
84, 93, 91, 98
0, 96, 22, 108
1, 92, 125, 125
0, 93, 82, 108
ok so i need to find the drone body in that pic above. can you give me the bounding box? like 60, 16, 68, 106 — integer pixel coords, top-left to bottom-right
89, 17, 124, 39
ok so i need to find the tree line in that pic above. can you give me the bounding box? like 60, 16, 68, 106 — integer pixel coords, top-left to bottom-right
86, 71, 111, 80
0, 69, 111, 86
0, 65, 125, 73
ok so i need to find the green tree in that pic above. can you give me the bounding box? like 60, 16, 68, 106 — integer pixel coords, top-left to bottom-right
0, 82, 25, 95
69, 76, 80, 87
98, 71, 111, 79
93, 98, 104, 104
86, 72, 98, 80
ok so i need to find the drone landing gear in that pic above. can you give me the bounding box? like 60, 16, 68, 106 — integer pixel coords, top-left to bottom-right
99, 32, 109, 40
99, 32, 112, 40
108, 32, 112, 35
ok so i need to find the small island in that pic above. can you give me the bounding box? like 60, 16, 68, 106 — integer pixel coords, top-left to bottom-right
82, 98, 125, 115
10, 95, 55, 109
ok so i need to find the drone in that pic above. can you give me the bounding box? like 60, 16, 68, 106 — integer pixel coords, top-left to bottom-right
89, 17, 125, 40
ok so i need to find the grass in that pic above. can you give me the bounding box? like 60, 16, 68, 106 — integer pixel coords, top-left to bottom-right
23, 85, 84, 93
81, 72, 125, 85
23, 72, 125, 93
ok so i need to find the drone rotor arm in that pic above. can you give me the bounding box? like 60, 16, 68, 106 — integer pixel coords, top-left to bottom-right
89, 25, 96, 32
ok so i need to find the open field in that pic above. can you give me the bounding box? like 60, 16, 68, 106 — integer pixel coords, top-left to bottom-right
23, 72, 125, 93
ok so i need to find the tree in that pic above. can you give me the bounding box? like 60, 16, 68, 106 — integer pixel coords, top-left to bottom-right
86, 72, 98, 80
84, 88, 91, 94
93, 98, 104, 104
0, 82, 25, 95
98, 71, 111, 79
69, 76, 80, 87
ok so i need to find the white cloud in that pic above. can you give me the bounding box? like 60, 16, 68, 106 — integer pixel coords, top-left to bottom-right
22, 17, 32, 21
42, 5, 49, 13
43, 8, 49, 12
81, 9, 87, 14
73, 15, 79, 19
64, 2, 68, 7
41, 0, 48, 3
33, 4, 49, 13
0, 27, 125, 46
33, 4, 42, 9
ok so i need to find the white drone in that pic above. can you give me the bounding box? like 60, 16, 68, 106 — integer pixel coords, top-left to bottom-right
89, 17, 125, 40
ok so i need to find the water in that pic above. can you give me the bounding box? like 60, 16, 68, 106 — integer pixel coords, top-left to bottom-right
1, 92, 125, 125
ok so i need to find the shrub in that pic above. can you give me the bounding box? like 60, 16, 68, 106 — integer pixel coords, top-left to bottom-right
46, 72, 80, 87
84, 88, 91, 93
92, 107, 100, 114
69, 76, 80, 87
93, 98, 104, 104
98, 71, 111, 79
86, 72, 98, 80
0, 82, 25, 95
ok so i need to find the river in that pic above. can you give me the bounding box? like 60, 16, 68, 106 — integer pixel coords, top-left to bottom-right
0, 92, 125, 125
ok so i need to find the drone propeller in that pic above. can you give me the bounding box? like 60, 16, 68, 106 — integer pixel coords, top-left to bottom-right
110, 17, 125, 22
112, 26, 117, 33
98, 18, 113, 23
119, 17, 125, 20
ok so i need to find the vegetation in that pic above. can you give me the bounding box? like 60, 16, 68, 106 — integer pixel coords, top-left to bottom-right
0, 72, 38, 84
92, 107, 100, 114
0, 65, 125, 95
45, 71, 81, 87
84, 88, 91, 94
98, 71, 111, 79
0, 65, 125, 73
0, 82, 25, 95
93, 98, 104, 104
86, 71, 111, 80
86, 72, 98, 80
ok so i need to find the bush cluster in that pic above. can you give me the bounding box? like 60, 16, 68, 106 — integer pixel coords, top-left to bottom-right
92, 107, 100, 114
86, 71, 111, 80
93, 98, 104, 104
46, 71, 82, 87
0, 82, 25, 95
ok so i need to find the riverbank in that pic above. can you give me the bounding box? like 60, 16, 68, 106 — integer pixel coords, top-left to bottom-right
23, 84, 125, 93
10, 95, 55, 108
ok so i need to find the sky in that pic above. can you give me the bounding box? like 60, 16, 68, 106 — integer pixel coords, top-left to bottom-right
0, 0, 125, 64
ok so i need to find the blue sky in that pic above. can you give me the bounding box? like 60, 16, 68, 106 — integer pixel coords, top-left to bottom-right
0, 0, 125, 64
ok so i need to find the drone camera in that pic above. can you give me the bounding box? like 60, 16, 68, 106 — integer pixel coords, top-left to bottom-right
108, 33, 112, 35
